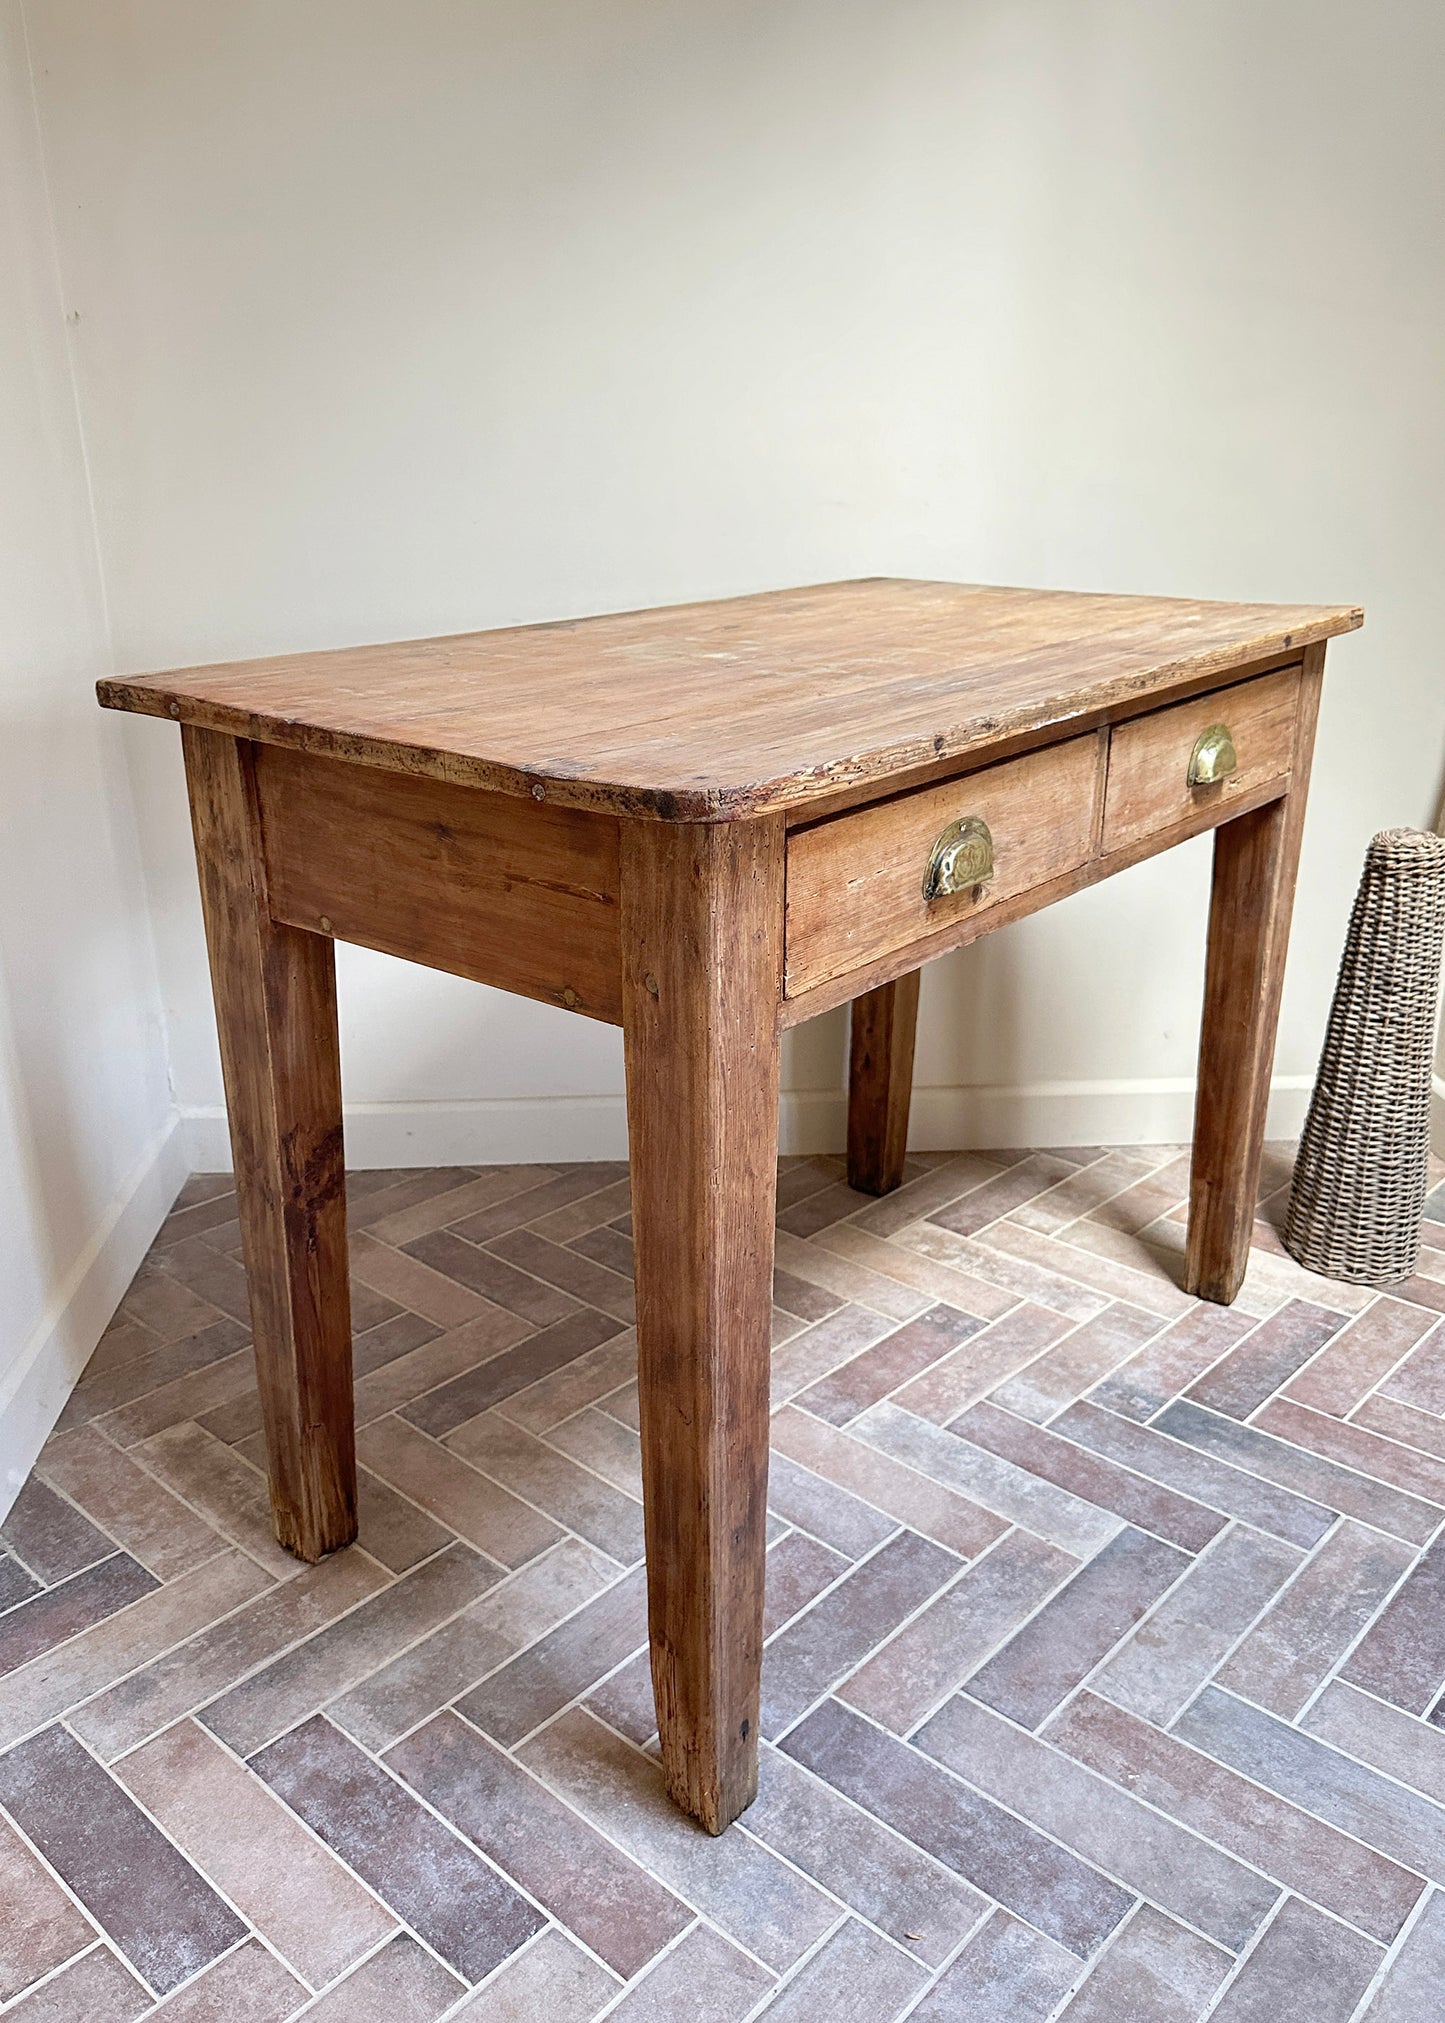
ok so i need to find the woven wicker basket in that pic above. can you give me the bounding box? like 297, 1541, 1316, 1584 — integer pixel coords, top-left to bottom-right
1284, 827, 1445, 1284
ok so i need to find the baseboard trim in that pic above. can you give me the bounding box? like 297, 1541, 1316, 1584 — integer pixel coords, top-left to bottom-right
179, 1075, 1316, 1172
0, 1113, 186, 1521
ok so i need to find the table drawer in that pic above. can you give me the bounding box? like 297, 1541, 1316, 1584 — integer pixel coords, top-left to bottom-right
785, 735, 1099, 996
1102, 665, 1301, 856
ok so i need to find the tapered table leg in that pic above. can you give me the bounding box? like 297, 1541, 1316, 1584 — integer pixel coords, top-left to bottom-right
1185, 649, 1324, 1304
621, 817, 783, 1834
182, 727, 356, 1561
847, 970, 921, 1195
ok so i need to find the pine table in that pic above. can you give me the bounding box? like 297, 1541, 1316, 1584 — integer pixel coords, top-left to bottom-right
99, 578, 1361, 1832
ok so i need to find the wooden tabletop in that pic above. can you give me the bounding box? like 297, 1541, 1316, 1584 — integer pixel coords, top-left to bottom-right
98, 579, 1361, 820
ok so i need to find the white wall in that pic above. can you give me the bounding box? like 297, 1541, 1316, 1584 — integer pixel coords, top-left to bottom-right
0, 3, 178, 1512
22, 0, 1445, 1169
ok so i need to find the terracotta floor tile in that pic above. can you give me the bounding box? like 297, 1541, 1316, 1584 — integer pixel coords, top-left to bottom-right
988, 1302, 1165, 1425
1304, 1679, 1445, 1807
492, 1330, 638, 1436
251, 1716, 543, 1983
799, 1303, 985, 1427
0, 1811, 95, 2001
0, 1553, 157, 1678
1285, 1299, 1438, 1417
813, 1220, 1018, 1321
916, 1693, 1277, 1950
141, 1938, 307, 2020
358, 1416, 562, 1567
200, 1543, 497, 1756
402, 1307, 627, 1437
964, 1525, 1190, 1730
769, 1305, 898, 1407
98, 1347, 258, 1449
855, 1400, 1121, 1557
764, 1452, 896, 1559
387, 1711, 690, 1977
782, 1698, 1131, 1959
134, 1424, 298, 1578
1048, 1692, 1419, 1944
761, 1916, 926, 2022
518, 1708, 837, 1972
893, 1302, 1074, 1425
355, 1467, 453, 1574
1056, 1400, 1334, 1549
607, 1922, 773, 2022
1156, 1399, 1443, 1544
761, 1530, 961, 1736
1056, 1903, 1231, 2023
0, 1551, 40, 1612
1090, 1521, 1303, 1726
909, 1909, 1080, 2022
4, 1944, 152, 2020
353, 1307, 532, 1425
68, 1550, 378, 1761
329, 1537, 617, 1751
16, 1151, 1445, 2019
445, 1928, 618, 2020
838, 1528, 1076, 1734
541, 1403, 643, 1498
770, 1406, 1006, 1559
1177, 1686, 1445, 1885
349, 1230, 492, 1328
115, 1718, 395, 1986
0, 1478, 116, 1583
402, 1228, 580, 1327
1215, 1519, 1414, 1719
1091, 1303, 1255, 1422
773, 1226, 932, 1322
298, 1933, 466, 2020
445, 1412, 644, 1565
1206, 1897, 1380, 2023
743, 1742, 986, 1964
952, 1400, 1226, 1551
486, 1226, 636, 1324
1350, 1885, 1445, 2021
0, 1725, 245, 1995
36, 1426, 227, 1580
458, 1563, 647, 1746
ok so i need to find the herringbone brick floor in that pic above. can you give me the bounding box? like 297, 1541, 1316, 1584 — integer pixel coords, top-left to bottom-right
4, 1147, 1445, 2020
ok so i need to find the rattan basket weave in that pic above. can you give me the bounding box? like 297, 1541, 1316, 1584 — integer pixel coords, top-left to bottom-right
1284, 827, 1445, 1284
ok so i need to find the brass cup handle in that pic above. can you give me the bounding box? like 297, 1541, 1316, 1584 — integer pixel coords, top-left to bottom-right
1188, 723, 1237, 787
923, 815, 994, 902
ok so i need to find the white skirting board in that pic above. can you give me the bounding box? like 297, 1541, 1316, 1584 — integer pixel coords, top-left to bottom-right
0, 1114, 188, 1523
178, 1075, 1316, 1172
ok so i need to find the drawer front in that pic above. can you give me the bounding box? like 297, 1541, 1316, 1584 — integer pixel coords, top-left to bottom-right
785, 735, 1099, 996
1102, 665, 1301, 855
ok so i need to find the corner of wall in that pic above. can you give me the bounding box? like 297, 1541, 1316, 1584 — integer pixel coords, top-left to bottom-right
0, 1114, 185, 1517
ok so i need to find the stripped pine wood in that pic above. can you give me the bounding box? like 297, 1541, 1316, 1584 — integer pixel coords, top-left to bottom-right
180, 728, 356, 1562
98, 582, 1362, 1838
98, 580, 1359, 820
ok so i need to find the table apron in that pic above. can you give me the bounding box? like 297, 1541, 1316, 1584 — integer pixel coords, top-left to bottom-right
253, 743, 625, 1023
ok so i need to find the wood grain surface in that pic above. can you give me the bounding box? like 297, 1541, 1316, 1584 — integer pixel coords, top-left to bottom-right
620, 818, 785, 1832
784, 734, 1099, 996
181, 729, 357, 1562
98, 580, 1360, 822
846, 973, 921, 1196
255, 745, 623, 1022
1184, 646, 1326, 1303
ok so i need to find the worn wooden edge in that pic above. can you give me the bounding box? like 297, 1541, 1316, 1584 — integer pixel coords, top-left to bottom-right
781, 770, 1295, 1026
94, 605, 1362, 824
